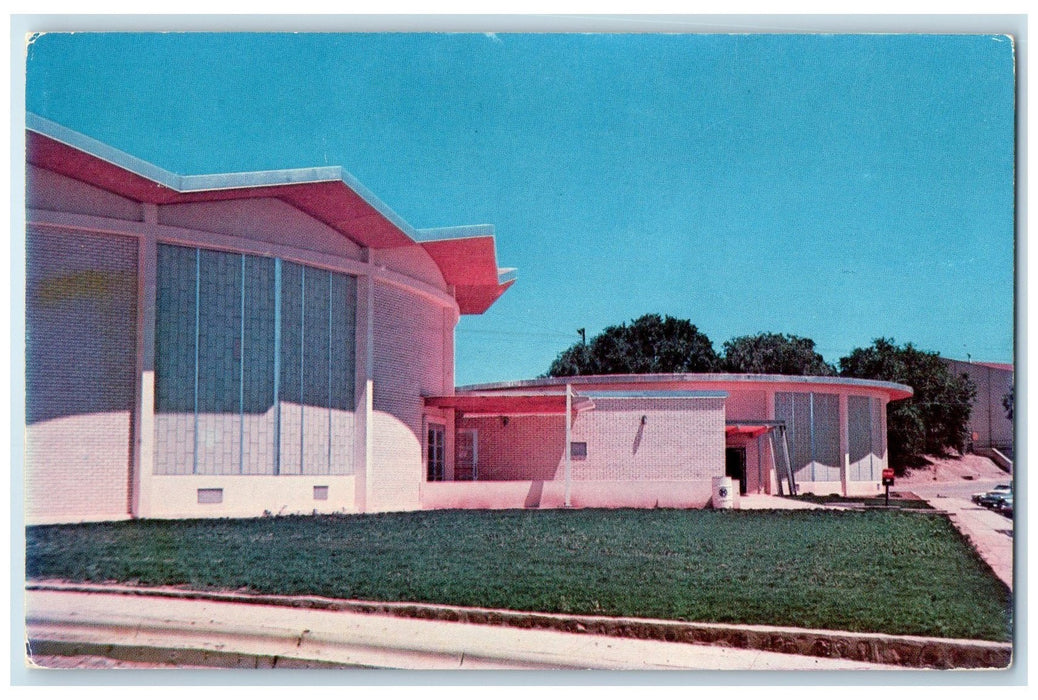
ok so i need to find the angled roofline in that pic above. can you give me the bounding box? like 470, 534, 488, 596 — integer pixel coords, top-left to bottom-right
26, 113, 517, 314
25, 112, 421, 240
414, 224, 496, 242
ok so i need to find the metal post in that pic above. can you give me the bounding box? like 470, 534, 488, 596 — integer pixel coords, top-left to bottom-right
193, 248, 200, 475
769, 430, 782, 496
756, 434, 763, 494
239, 254, 246, 475
564, 383, 572, 507
272, 258, 282, 476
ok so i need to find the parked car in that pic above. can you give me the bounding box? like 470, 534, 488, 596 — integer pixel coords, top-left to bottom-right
972, 483, 1012, 505
996, 495, 1013, 518
976, 486, 1013, 510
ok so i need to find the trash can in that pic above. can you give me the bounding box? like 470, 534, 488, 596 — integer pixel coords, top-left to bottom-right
712, 476, 734, 509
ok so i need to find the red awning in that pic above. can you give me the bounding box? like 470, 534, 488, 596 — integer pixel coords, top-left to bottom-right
424, 393, 594, 415
725, 424, 773, 439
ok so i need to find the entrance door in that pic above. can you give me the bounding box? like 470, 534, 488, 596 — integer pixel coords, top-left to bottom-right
427, 424, 446, 481
455, 429, 478, 481
725, 447, 748, 495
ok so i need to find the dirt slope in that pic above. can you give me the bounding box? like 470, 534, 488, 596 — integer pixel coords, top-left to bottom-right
897, 454, 1008, 484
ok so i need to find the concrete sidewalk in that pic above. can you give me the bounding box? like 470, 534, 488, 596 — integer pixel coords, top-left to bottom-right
738, 494, 834, 510
25, 587, 906, 671
25, 586, 1009, 671
740, 485, 1013, 593
919, 495, 1014, 591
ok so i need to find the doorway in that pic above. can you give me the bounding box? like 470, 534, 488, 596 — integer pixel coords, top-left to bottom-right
455, 429, 478, 481
725, 447, 748, 495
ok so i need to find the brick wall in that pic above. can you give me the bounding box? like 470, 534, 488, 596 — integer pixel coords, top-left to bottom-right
572, 398, 724, 481
455, 415, 565, 481
723, 389, 766, 420
455, 397, 725, 483
25, 228, 139, 523
370, 281, 450, 510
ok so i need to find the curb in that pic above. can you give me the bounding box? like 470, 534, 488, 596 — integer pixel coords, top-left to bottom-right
26, 581, 1011, 670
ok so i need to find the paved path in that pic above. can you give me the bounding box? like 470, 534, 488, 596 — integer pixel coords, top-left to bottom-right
905, 480, 1014, 592
738, 494, 833, 510
25, 588, 907, 671
740, 480, 1013, 593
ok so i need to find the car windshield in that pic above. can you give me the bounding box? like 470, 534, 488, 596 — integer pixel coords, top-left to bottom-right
993, 484, 1011, 492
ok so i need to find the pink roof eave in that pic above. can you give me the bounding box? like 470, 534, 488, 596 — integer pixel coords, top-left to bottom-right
25, 114, 516, 314
424, 392, 594, 415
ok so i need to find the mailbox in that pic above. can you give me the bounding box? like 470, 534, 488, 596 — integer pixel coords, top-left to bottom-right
882, 468, 895, 486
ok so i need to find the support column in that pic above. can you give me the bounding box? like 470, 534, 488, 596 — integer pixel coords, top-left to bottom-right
564, 384, 572, 507
353, 258, 375, 513
764, 389, 777, 495
133, 231, 157, 518
839, 393, 850, 497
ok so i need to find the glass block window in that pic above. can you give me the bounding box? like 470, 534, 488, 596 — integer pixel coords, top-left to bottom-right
848, 395, 883, 481
774, 391, 841, 483
154, 244, 356, 476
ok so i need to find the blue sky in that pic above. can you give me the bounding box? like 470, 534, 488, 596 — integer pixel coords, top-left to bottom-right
24, 31, 1016, 385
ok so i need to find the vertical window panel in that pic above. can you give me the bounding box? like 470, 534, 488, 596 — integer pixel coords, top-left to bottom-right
848, 395, 874, 481
154, 244, 198, 475
277, 261, 304, 475
242, 255, 277, 475
302, 269, 331, 474
196, 249, 242, 475
329, 272, 356, 474
153, 245, 356, 478
811, 393, 841, 482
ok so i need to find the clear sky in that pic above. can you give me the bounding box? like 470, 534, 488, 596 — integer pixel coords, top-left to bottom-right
24, 31, 1016, 385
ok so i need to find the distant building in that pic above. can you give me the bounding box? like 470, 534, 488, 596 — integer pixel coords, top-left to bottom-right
941, 358, 1014, 461
24, 116, 912, 524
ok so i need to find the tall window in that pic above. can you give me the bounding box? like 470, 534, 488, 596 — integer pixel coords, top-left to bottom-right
427, 424, 446, 481
848, 396, 883, 481
154, 244, 356, 476
774, 391, 840, 482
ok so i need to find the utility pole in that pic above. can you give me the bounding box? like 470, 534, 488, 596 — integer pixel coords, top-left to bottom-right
577, 328, 586, 346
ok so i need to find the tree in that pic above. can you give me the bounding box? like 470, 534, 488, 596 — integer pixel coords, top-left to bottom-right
722, 333, 836, 375
1002, 386, 1014, 421
839, 338, 976, 471
545, 314, 720, 377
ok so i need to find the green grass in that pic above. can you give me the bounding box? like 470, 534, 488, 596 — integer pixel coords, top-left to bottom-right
786, 494, 934, 509
25, 508, 1011, 641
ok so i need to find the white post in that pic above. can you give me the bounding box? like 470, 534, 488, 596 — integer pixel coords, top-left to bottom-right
564, 383, 572, 507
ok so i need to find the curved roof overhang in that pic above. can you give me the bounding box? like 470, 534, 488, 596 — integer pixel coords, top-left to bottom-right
25, 114, 514, 315
416, 226, 517, 315
458, 373, 914, 402
425, 391, 594, 415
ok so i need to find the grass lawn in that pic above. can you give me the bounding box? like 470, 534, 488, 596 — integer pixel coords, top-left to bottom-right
784, 494, 933, 509
25, 508, 1012, 642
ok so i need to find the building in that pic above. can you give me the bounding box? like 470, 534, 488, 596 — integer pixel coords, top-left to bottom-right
941, 358, 1014, 464
422, 374, 910, 510
25, 114, 514, 524
24, 116, 912, 524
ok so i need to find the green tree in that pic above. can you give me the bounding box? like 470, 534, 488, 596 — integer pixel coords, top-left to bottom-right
1002, 386, 1014, 421
839, 338, 976, 471
722, 333, 836, 375
546, 314, 720, 376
